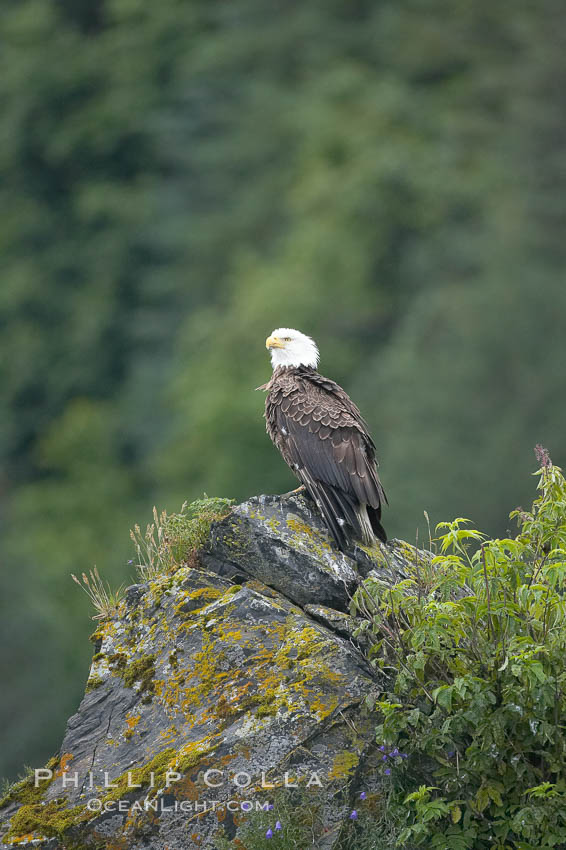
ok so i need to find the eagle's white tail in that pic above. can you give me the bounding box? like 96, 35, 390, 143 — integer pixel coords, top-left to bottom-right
356, 503, 377, 546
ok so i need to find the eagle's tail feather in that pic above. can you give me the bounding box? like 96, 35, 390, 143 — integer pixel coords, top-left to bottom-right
355, 503, 377, 546
303, 477, 387, 552
367, 505, 388, 544
307, 479, 348, 551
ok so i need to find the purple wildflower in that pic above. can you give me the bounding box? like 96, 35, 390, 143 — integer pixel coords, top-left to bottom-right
359, 791, 366, 800
349, 810, 358, 820
384, 768, 391, 776
378, 745, 386, 752
275, 821, 282, 831
267, 803, 274, 810
266, 828, 273, 838
390, 747, 399, 757
535, 444, 551, 468
382, 754, 388, 761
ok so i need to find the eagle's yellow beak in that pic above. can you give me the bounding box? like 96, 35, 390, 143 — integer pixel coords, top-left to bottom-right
266, 335, 285, 350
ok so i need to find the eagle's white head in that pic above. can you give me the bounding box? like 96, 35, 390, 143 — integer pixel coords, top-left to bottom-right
265, 327, 319, 369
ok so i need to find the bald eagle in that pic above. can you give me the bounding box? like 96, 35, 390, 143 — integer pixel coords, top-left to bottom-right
260, 328, 387, 552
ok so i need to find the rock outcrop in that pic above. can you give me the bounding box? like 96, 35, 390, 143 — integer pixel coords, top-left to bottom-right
0, 493, 427, 850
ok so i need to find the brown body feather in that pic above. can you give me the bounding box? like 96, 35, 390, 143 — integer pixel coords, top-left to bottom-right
262, 365, 387, 551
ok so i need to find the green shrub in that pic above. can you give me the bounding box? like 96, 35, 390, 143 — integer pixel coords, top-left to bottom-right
213, 790, 321, 849
352, 448, 566, 849
130, 496, 233, 580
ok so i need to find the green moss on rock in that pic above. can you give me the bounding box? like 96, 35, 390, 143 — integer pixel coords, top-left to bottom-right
121, 653, 156, 695
0, 757, 58, 810
85, 675, 104, 693
100, 737, 217, 803
5, 800, 91, 843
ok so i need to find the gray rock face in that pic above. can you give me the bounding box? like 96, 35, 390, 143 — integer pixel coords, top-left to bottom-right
201, 492, 361, 611
0, 493, 427, 850
201, 492, 414, 608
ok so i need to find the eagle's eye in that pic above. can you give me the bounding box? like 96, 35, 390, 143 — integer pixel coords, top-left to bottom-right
283, 336, 292, 342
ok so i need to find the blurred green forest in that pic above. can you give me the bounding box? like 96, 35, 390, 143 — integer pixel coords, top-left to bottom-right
1, 0, 565, 782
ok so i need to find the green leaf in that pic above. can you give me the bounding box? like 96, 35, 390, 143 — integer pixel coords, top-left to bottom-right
432, 685, 453, 711
486, 785, 504, 807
